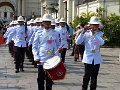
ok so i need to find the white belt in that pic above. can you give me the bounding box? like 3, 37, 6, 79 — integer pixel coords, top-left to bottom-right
85, 49, 100, 53
41, 50, 52, 54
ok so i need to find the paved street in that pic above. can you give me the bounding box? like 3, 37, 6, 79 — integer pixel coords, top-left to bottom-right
0, 46, 120, 90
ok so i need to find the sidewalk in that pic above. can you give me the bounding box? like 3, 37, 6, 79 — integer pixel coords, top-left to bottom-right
0, 46, 120, 90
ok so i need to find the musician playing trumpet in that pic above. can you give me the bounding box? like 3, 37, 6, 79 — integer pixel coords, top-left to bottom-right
75, 16, 104, 90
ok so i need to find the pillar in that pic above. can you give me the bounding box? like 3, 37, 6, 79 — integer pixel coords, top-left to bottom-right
17, 0, 21, 16
58, 0, 64, 18
22, 0, 25, 16
67, 0, 72, 23
72, 0, 76, 21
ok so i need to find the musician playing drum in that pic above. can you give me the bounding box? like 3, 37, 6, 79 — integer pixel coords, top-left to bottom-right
32, 14, 60, 90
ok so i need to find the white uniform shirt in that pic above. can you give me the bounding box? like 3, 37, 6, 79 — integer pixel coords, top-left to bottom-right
32, 28, 60, 65
6, 25, 27, 47
29, 26, 43, 45
57, 26, 68, 48
75, 30, 104, 65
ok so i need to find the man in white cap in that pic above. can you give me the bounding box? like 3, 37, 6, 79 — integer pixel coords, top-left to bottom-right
3, 21, 15, 57
6, 16, 27, 73
55, 18, 60, 30
51, 20, 60, 49
57, 17, 68, 63
32, 14, 60, 90
75, 16, 104, 90
28, 18, 44, 68
26, 19, 35, 61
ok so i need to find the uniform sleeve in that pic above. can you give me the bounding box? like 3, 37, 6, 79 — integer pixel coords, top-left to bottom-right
6, 29, 16, 44
3, 29, 8, 38
59, 33, 65, 48
75, 33, 85, 45
32, 32, 40, 60
28, 32, 35, 45
95, 35, 105, 45
55, 32, 61, 48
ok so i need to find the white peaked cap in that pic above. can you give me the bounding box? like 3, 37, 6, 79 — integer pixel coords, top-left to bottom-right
27, 21, 30, 25
29, 19, 35, 24
55, 18, 59, 23
88, 16, 100, 24
35, 18, 40, 23
39, 18, 43, 22
42, 14, 52, 21
17, 16, 24, 22
51, 19, 56, 26
9, 21, 14, 25
59, 18, 66, 23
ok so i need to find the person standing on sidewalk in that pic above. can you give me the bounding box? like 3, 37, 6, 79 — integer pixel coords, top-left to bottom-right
75, 16, 105, 90
32, 14, 60, 90
6, 16, 27, 73
74, 23, 85, 61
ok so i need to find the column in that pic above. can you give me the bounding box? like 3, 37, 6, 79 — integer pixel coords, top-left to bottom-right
63, 1, 67, 19
58, 0, 64, 18
67, 0, 72, 23
22, 0, 25, 16
17, 0, 21, 16
41, 6, 44, 16
72, 0, 76, 21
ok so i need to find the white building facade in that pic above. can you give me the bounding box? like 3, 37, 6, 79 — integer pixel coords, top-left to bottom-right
58, 0, 120, 23
0, 0, 120, 23
0, 0, 41, 22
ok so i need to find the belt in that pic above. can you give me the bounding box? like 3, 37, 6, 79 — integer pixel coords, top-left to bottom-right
17, 38, 25, 41
86, 49, 100, 53
41, 50, 52, 54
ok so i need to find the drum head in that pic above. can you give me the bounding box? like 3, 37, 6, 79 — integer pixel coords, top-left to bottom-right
43, 56, 61, 70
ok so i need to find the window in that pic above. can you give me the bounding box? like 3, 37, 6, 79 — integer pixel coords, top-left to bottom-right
4, 12, 7, 18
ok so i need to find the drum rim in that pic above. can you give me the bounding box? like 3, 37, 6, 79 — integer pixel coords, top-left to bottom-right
43, 56, 61, 70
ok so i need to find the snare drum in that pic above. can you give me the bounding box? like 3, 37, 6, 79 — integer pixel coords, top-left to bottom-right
43, 56, 66, 80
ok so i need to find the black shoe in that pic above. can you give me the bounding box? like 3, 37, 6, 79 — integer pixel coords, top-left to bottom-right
52, 81, 54, 84
29, 59, 32, 62
15, 69, 19, 73
31, 62, 34, 65
20, 68, 24, 72
34, 64, 38, 68
70, 54, 74, 56
74, 59, 77, 62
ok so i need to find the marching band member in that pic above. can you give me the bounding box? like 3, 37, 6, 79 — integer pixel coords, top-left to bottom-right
28, 18, 44, 68
55, 18, 60, 30
3, 21, 15, 56
32, 14, 60, 90
26, 19, 35, 61
6, 16, 27, 73
57, 18, 68, 63
51, 20, 60, 49
75, 16, 104, 90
